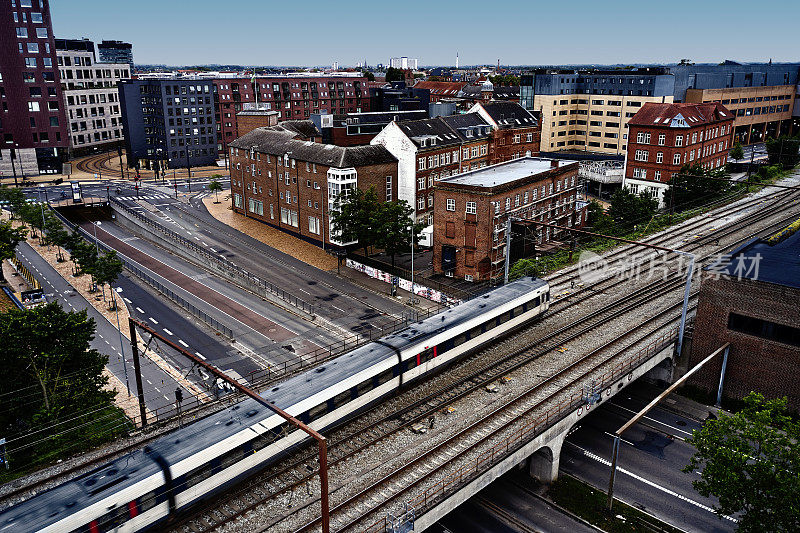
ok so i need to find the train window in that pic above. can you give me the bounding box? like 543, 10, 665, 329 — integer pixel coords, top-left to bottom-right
545, 291, 550, 301
356, 379, 372, 396
251, 430, 278, 451
421, 348, 434, 363
186, 463, 214, 489
333, 390, 350, 408
139, 490, 158, 513
403, 358, 416, 372
522, 302, 528, 312
97, 505, 127, 532
533, 296, 540, 307
309, 402, 327, 421
220, 447, 244, 471
376, 369, 394, 386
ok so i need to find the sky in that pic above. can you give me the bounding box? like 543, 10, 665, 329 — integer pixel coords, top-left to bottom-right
50, 0, 799, 67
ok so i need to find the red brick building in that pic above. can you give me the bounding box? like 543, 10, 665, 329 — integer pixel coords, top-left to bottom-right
371, 102, 541, 241
228, 125, 397, 247
688, 228, 800, 409
624, 102, 734, 206
214, 75, 370, 160
433, 158, 582, 282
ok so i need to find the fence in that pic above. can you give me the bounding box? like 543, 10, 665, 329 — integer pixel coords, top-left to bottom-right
109, 197, 316, 317
9, 256, 40, 290
362, 326, 680, 533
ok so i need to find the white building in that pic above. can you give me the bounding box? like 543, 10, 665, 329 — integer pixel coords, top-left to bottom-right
56, 39, 130, 155
389, 57, 418, 70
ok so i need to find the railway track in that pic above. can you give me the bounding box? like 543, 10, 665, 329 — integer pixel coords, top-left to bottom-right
171, 192, 800, 532
2, 177, 797, 517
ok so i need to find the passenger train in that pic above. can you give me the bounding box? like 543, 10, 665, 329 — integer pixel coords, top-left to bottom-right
0, 278, 549, 533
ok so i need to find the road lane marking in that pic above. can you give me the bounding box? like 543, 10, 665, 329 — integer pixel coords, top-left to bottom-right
178, 339, 189, 347
195, 352, 206, 360
136, 307, 145, 314
163, 328, 174, 336
607, 401, 693, 438
123, 297, 132, 303
566, 442, 737, 523
149, 317, 159, 324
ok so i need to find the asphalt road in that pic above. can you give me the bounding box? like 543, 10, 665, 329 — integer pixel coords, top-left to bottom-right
561, 390, 737, 533
13, 241, 192, 415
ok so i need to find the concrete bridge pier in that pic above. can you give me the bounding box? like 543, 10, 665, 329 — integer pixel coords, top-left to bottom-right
528, 433, 566, 483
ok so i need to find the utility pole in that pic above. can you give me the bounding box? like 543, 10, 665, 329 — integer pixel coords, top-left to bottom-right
503, 216, 513, 284
128, 318, 148, 426
9, 145, 18, 187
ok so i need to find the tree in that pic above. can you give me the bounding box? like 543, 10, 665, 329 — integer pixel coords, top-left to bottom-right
0, 186, 26, 219
0, 303, 119, 466
508, 258, 539, 281
363, 70, 375, 82
374, 200, 424, 267
730, 142, 745, 162
385, 67, 405, 83
606, 187, 658, 234
0, 220, 27, 282
765, 136, 800, 169
42, 211, 69, 261
208, 176, 223, 203
666, 163, 730, 211
330, 186, 381, 257
684, 392, 800, 532
93, 250, 124, 304
586, 200, 614, 235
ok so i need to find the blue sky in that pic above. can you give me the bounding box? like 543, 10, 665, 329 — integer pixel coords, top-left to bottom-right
51, 0, 798, 67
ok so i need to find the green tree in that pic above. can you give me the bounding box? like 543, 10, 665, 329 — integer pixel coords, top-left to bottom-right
508, 258, 539, 281
0, 220, 27, 282
606, 187, 658, 233
385, 67, 405, 83
0, 187, 26, 219
42, 211, 69, 261
730, 142, 745, 161
586, 200, 614, 235
0, 303, 120, 467
93, 250, 124, 304
208, 176, 223, 203
330, 186, 381, 257
362, 70, 375, 82
765, 136, 800, 169
684, 392, 800, 532
374, 200, 424, 267
666, 163, 730, 211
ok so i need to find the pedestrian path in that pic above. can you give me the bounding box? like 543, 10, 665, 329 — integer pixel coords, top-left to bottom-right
115, 194, 170, 202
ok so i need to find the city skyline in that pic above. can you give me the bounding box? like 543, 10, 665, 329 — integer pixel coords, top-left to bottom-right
51, 0, 799, 67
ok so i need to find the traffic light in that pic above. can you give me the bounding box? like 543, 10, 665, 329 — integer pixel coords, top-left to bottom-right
175, 388, 183, 404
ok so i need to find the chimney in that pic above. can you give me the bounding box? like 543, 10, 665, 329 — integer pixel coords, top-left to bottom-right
550, 159, 559, 168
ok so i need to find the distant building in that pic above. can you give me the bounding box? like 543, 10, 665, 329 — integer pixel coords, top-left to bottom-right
688, 224, 800, 410
433, 158, 583, 281
310, 110, 427, 146
235, 107, 279, 138
228, 125, 398, 248
0, 0, 69, 176
623, 102, 734, 205
414, 81, 468, 103
369, 81, 430, 112
119, 79, 218, 171
55, 38, 131, 155
390, 57, 418, 70
97, 40, 133, 69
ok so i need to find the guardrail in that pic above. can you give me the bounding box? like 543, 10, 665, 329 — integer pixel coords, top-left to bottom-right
109, 196, 316, 316
362, 326, 680, 533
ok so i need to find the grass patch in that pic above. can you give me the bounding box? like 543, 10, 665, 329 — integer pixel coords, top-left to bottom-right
548, 474, 684, 533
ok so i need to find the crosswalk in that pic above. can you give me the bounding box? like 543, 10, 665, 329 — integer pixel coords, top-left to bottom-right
115, 195, 171, 201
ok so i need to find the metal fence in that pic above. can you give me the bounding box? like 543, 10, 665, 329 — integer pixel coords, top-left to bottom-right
109, 197, 316, 316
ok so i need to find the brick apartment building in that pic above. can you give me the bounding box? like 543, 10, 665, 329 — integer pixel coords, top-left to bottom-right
371, 102, 540, 240
310, 110, 427, 147
214, 74, 370, 158
433, 157, 582, 282
623, 102, 734, 206
228, 125, 397, 247
688, 227, 800, 409
0, 0, 69, 176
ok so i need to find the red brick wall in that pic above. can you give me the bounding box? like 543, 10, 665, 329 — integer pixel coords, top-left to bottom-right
490, 127, 541, 163
688, 275, 800, 409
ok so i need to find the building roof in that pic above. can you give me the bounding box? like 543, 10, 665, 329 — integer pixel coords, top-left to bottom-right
706, 220, 800, 290
479, 102, 538, 128
414, 81, 468, 96
396, 117, 467, 149
627, 102, 733, 128
273, 120, 320, 139
438, 113, 492, 142
329, 110, 427, 127
237, 110, 279, 117
437, 157, 577, 189
230, 127, 396, 168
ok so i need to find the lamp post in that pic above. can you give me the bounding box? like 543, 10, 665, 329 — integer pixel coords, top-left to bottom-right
8, 144, 19, 187
113, 287, 131, 396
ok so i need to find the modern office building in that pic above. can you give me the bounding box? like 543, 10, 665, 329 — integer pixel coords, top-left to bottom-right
623, 102, 734, 205
310, 110, 427, 146
228, 125, 398, 248
390, 57, 418, 70
520, 63, 800, 156
0, 0, 68, 176
97, 40, 133, 69
119, 79, 218, 171
369, 81, 430, 112
56, 38, 131, 155
433, 158, 582, 281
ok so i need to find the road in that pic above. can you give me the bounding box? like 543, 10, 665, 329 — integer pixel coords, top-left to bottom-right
560, 387, 737, 533
728, 142, 767, 164
13, 241, 192, 415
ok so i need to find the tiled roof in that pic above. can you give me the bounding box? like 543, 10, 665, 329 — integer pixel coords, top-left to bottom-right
628, 102, 733, 128
396, 113, 492, 149
231, 128, 396, 167
479, 102, 538, 128
273, 120, 320, 139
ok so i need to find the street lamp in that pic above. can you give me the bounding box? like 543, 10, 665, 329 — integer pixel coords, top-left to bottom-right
113, 287, 131, 396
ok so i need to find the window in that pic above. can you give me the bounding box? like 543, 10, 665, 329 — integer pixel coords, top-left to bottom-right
418, 177, 425, 191
418, 157, 425, 170
675, 135, 683, 147
658, 134, 665, 146
465, 201, 476, 215
656, 152, 663, 164
27, 101, 39, 112
673, 153, 681, 165
446, 199, 455, 211
31, 12, 43, 24
385, 176, 392, 201
728, 313, 800, 347
308, 216, 321, 235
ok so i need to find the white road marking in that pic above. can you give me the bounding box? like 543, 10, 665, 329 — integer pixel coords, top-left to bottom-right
136, 307, 145, 314
146, 380, 152, 385
123, 297, 132, 303
567, 442, 737, 522
178, 339, 188, 347
149, 317, 159, 324
163, 328, 174, 336
608, 401, 693, 438
163, 395, 170, 401
195, 352, 206, 360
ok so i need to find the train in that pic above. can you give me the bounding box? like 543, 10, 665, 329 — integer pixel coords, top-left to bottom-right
0, 277, 550, 533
